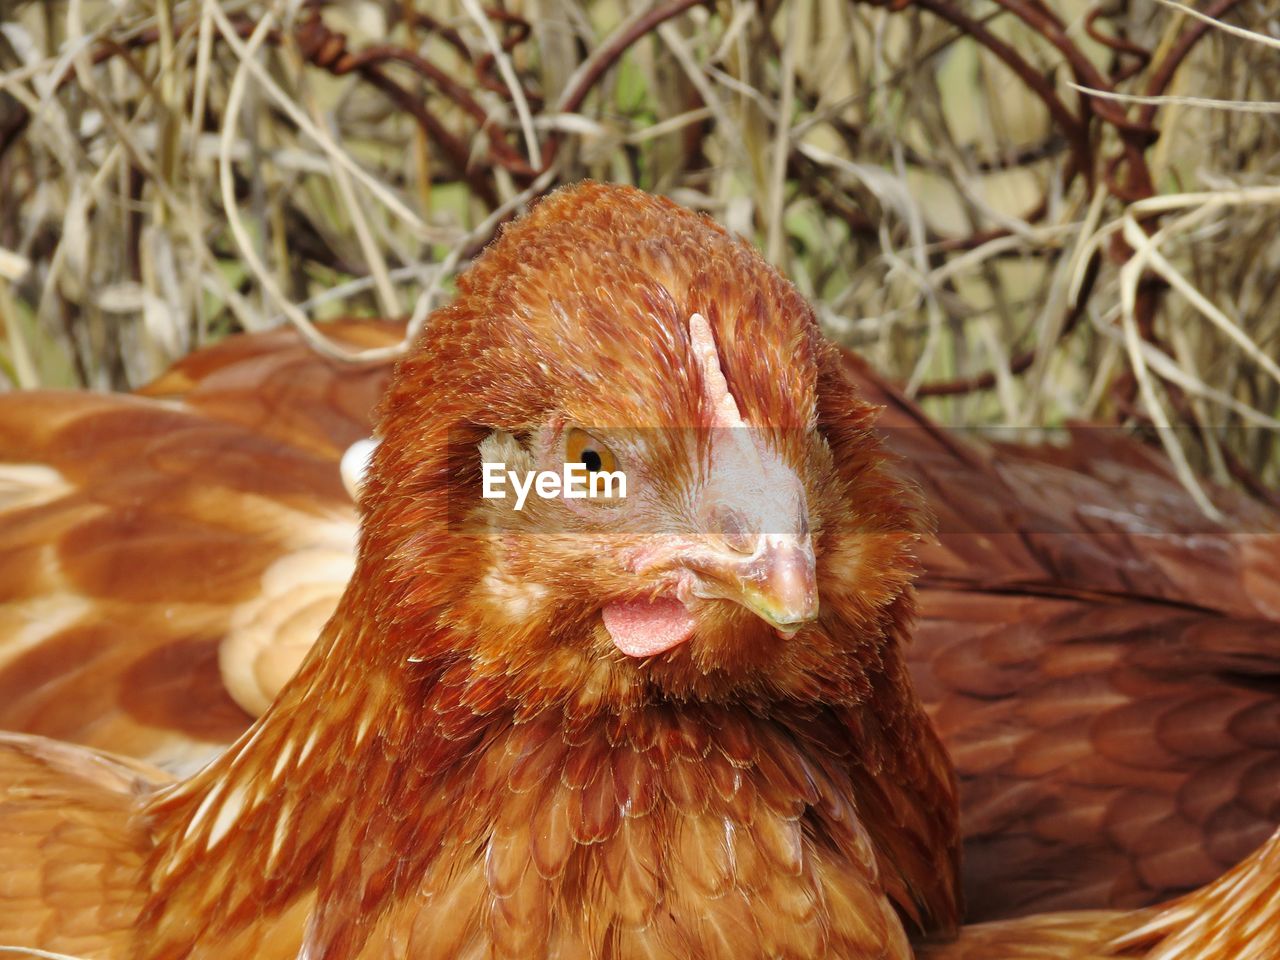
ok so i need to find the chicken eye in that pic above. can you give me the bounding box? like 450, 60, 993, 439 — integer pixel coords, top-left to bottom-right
565, 428, 618, 474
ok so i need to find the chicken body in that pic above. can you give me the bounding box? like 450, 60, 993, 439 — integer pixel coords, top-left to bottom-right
0, 319, 397, 769
0, 184, 960, 958
856, 366, 1280, 921
1, 184, 1276, 960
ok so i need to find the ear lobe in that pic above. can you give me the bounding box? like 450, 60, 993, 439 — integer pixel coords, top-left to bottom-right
478, 430, 533, 474
341, 437, 380, 501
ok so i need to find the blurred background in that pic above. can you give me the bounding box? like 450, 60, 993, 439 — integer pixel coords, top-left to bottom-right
0, 0, 1276, 500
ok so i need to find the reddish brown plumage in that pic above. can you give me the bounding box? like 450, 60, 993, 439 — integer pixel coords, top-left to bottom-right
846, 361, 1280, 926
0, 183, 961, 958
0, 382, 373, 768
1, 184, 1276, 959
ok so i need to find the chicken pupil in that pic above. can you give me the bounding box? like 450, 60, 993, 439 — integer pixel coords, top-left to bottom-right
580, 449, 603, 473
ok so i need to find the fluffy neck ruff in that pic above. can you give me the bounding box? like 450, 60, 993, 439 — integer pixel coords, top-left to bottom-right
140, 591, 957, 960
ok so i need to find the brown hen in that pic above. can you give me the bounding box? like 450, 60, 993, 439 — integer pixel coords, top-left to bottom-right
1, 183, 1276, 959
26, 321, 1277, 925
0, 183, 961, 959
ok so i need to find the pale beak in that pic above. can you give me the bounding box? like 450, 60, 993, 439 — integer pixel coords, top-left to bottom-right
691, 531, 819, 632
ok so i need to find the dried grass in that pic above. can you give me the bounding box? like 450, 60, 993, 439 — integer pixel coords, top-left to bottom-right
0, 0, 1276, 495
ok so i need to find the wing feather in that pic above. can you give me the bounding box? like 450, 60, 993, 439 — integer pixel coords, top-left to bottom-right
839, 352, 1280, 918
0, 389, 359, 772
0, 732, 165, 957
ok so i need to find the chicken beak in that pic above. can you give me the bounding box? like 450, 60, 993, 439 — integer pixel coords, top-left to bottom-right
693, 532, 819, 633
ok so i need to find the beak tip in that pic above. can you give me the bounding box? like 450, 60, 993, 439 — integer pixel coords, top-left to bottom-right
764, 598, 820, 631
756, 542, 819, 630
748, 580, 819, 632
690, 533, 820, 634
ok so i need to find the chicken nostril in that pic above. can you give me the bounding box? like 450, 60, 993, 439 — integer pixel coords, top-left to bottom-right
707, 504, 755, 554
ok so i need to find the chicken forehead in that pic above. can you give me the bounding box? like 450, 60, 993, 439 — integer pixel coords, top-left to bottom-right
463, 181, 820, 433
